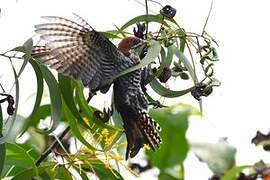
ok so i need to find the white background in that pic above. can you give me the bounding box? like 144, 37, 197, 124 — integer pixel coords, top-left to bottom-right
1, 0, 270, 179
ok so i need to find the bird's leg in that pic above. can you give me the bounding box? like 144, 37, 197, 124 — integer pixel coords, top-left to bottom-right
93, 107, 113, 123
140, 65, 154, 93
79, 89, 97, 113
86, 89, 97, 104
102, 106, 113, 123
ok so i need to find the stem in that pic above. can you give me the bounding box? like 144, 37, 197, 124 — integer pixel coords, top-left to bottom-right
35, 126, 71, 166
0, 83, 6, 93
202, 0, 213, 36
185, 40, 198, 84
0, 53, 23, 59
155, 16, 164, 40
145, 0, 149, 38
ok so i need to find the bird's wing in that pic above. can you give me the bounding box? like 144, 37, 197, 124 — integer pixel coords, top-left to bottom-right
32, 14, 133, 92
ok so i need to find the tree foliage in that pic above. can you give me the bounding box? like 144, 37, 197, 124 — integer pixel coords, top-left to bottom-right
7, 1, 267, 180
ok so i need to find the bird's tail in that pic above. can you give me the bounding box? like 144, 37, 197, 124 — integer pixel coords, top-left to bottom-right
121, 107, 161, 159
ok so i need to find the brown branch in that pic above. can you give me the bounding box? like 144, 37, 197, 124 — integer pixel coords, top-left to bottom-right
145, 0, 149, 38
202, 0, 213, 36
35, 126, 71, 166
0, 53, 23, 59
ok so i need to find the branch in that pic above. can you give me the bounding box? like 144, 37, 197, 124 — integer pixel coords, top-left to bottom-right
35, 126, 71, 166
145, 0, 149, 38
202, 0, 213, 36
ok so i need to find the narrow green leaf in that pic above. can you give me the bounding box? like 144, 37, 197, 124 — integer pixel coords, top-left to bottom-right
155, 46, 173, 78
73, 165, 89, 180
6, 143, 38, 176
0, 105, 2, 135
10, 38, 33, 55
28, 104, 51, 127
149, 78, 194, 98
10, 163, 54, 180
58, 74, 88, 128
16, 38, 33, 78
77, 157, 124, 180
176, 29, 186, 52
62, 102, 96, 151
119, 14, 169, 32
39, 64, 61, 133
116, 40, 161, 78
74, 81, 119, 130
0, 106, 5, 175
0, 60, 20, 143
113, 24, 126, 38
55, 165, 73, 180
74, 82, 121, 149
222, 165, 252, 180
101, 31, 123, 39
17, 59, 28, 79
172, 46, 197, 82
20, 59, 44, 135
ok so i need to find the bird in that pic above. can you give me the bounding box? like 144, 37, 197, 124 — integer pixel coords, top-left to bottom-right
32, 14, 161, 159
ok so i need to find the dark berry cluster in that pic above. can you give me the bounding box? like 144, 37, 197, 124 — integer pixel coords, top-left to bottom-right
160, 5, 177, 18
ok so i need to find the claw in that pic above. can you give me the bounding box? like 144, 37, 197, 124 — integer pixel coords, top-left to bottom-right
94, 107, 113, 123
86, 90, 97, 103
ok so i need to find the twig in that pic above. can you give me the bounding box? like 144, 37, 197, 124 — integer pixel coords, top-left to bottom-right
35, 126, 71, 166
0, 53, 23, 59
155, 16, 164, 40
185, 40, 198, 84
202, 0, 213, 36
145, 0, 149, 38
0, 83, 5, 93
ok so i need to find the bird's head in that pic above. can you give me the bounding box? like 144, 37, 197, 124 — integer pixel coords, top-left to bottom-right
118, 37, 147, 58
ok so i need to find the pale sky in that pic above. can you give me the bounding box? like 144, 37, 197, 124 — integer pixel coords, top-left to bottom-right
1, 0, 270, 179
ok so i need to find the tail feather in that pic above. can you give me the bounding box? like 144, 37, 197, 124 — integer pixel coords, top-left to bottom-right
122, 107, 161, 159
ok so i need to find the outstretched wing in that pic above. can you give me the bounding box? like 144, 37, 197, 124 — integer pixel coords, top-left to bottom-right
32, 14, 133, 93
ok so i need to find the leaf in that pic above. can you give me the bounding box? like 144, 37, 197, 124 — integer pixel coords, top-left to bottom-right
60, 76, 119, 150
27, 104, 51, 127
39, 63, 62, 133
73, 81, 121, 150
55, 165, 73, 180
147, 103, 198, 177
116, 40, 161, 78
73, 165, 90, 180
191, 139, 236, 176
0, 105, 2, 134
5, 143, 38, 176
149, 78, 194, 98
101, 31, 123, 39
77, 156, 124, 180
0, 60, 20, 143
172, 46, 197, 82
155, 46, 174, 77
20, 59, 44, 135
62, 102, 96, 151
0, 106, 5, 175
92, 163, 124, 180
119, 14, 170, 32
10, 163, 54, 180
222, 165, 252, 180
58, 74, 84, 124
11, 38, 33, 55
